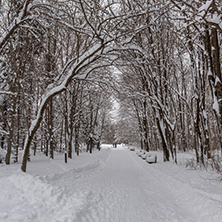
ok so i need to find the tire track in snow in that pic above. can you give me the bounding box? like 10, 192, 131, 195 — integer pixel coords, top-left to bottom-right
60, 149, 151, 221
46, 148, 111, 185
69, 149, 196, 222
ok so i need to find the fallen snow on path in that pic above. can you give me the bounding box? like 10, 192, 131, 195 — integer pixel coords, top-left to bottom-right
1, 145, 222, 222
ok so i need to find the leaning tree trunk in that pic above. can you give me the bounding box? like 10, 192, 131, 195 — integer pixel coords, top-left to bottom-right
21, 89, 65, 172
21, 41, 107, 172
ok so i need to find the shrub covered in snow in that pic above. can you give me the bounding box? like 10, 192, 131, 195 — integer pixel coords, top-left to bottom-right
186, 154, 222, 176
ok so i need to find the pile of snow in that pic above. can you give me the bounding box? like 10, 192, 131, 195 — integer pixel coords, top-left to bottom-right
0, 147, 111, 222
1, 171, 88, 222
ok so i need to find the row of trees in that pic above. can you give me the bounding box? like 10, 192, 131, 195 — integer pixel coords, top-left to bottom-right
0, 0, 222, 171
0, 0, 118, 171
114, 0, 222, 167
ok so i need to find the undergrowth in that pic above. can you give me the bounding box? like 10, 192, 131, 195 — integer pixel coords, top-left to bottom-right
186, 154, 222, 176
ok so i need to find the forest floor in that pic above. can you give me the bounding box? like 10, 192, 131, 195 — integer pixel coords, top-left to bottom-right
1, 144, 222, 222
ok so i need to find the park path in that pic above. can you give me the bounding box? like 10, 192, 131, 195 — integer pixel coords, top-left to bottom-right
50, 148, 196, 222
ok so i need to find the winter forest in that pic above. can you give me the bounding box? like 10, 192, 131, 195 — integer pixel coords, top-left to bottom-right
1, 0, 222, 221
0, 0, 222, 172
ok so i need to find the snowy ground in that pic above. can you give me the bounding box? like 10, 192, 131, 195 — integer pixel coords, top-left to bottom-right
1, 145, 222, 222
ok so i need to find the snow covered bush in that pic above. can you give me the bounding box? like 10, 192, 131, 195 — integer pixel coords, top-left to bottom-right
186, 154, 222, 176
206, 155, 222, 175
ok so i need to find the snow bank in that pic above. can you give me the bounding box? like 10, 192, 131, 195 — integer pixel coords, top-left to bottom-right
0, 147, 111, 222
151, 163, 222, 222
43, 148, 111, 181
3, 171, 86, 222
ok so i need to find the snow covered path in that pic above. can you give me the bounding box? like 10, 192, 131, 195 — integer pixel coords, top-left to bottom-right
68, 149, 193, 222
46, 148, 222, 222
1, 146, 222, 222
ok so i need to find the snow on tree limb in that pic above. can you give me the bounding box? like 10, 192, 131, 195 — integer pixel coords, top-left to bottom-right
21, 40, 112, 172
0, 91, 16, 96
0, 0, 32, 51
170, 0, 222, 34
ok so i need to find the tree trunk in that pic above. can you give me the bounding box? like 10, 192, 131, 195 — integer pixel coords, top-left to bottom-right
188, 29, 204, 164
97, 141, 101, 151
49, 99, 54, 159
33, 136, 37, 156
172, 128, 177, 164
89, 137, 93, 154
205, 26, 222, 155
59, 120, 63, 153
5, 132, 12, 165
156, 113, 170, 161
142, 99, 149, 152
68, 132, 73, 158
211, 28, 222, 156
